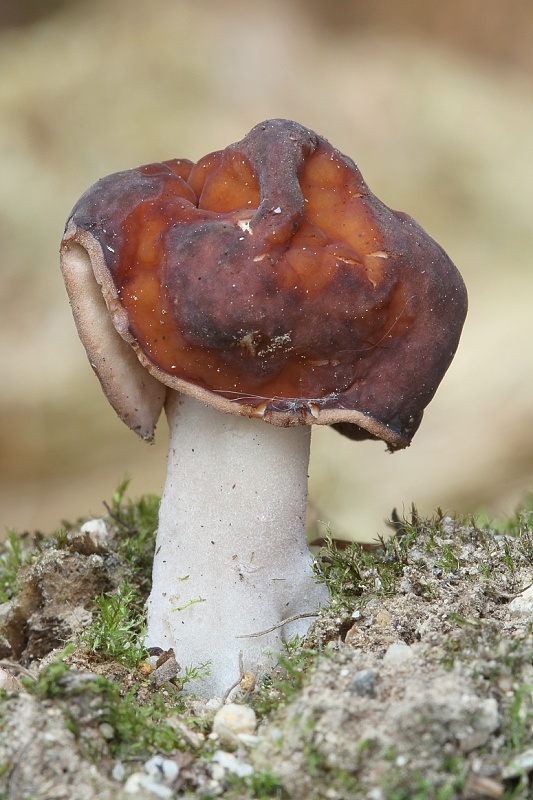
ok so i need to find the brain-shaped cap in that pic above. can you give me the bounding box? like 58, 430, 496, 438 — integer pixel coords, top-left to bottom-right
61, 119, 467, 450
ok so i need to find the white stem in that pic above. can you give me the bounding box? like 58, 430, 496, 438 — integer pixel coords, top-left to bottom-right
145, 392, 329, 697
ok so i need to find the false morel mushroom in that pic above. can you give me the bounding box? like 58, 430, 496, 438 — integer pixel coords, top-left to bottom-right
60, 119, 467, 696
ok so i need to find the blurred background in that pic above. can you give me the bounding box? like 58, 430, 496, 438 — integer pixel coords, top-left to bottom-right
1, 0, 533, 541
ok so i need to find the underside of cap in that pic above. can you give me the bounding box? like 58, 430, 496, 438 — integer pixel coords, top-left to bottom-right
60, 119, 467, 450
60, 223, 166, 440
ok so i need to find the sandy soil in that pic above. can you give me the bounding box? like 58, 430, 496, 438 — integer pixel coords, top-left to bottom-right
1, 496, 533, 798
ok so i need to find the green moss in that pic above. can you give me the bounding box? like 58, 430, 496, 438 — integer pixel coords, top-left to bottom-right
0, 530, 36, 602
313, 508, 448, 611
503, 684, 533, 753
250, 637, 325, 719
225, 770, 288, 799
380, 767, 465, 800
21, 644, 75, 698
103, 477, 159, 594
95, 679, 186, 758
21, 644, 188, 759
80, 582, 148, 669
7, 485, 533, 798
436, 542, 461, 573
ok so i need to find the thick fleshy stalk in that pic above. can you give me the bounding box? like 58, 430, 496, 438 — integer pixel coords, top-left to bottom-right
145, 392, 329, 697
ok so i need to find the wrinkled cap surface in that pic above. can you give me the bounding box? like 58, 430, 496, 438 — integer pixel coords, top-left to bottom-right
61, 118, 467, 449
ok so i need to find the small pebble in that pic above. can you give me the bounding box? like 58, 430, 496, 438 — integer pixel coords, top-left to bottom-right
205, 695, 224, 713
463, 772, 504, 799
99, 722, 115, 740
503, 747, 533, 778
0, 668, 21, 692
473, 697, 499, 734
144, 755, 179, 783
509, 585, 533, 617
212, 750, 254, 778
398, 578, 414, 594
239, 672, 256, 692
150, 650, 180, 688
383, 642, 414, 666
496, 675, 514, 693
80, 517, 111, 545
212, 703, 257, 745
348, 668, 376, 698
168, 719, 203, 749
112, 762, 126, 782
122, 772, 173, 798
459, 730, 490, 754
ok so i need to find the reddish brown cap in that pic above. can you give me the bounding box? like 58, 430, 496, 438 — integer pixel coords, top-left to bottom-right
60, 119, 467, 449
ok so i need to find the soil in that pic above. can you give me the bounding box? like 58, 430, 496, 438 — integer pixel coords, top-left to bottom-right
1, 499, 533, 799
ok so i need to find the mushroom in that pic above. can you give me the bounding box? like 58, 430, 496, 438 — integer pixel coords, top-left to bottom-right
60, 119, 467, 696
